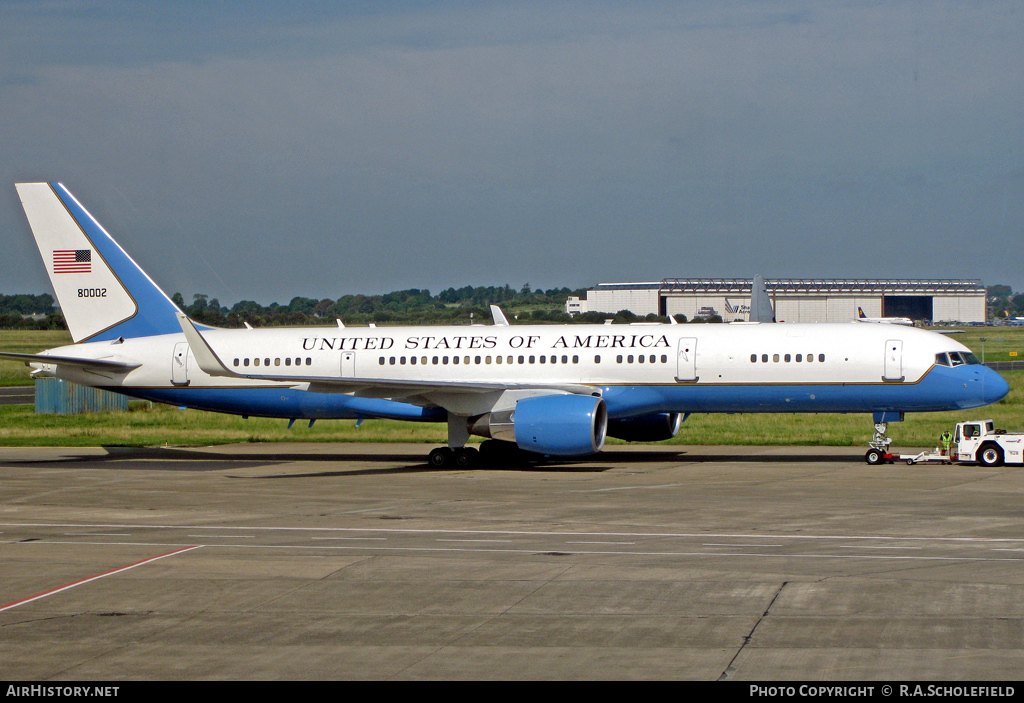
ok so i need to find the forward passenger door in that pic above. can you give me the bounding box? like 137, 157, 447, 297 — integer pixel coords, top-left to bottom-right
883, 340, 904, 381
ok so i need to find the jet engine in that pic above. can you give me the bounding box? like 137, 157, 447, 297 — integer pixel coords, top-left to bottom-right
469, 394, 607, 456
606, 412, 684, 442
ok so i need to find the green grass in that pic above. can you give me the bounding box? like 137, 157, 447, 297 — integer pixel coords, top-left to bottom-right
0, 330, 73, 386
944, 327, 1024, 363
659, 371, 1024, 447
0, 328, 1020, 448
0, 403, 450, 447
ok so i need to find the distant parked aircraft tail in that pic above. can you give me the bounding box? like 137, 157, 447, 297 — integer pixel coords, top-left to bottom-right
750, 274, 776, 323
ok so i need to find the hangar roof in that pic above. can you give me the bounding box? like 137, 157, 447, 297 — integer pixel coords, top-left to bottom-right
590, 279, 985, 295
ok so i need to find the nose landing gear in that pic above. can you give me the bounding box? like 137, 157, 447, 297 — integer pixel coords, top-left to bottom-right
865, 422, 895, 465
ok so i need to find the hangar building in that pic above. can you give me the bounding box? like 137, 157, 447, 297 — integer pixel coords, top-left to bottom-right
565, 279, 986, 324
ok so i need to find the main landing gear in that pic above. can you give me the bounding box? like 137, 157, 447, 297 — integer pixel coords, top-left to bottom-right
428, 446, 479, 468
427, 414, 476, 468
427, 415, 540, 469
427, 441, 537, 469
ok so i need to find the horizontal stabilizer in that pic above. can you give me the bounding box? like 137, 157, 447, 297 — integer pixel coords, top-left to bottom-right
0, 351, 140, 371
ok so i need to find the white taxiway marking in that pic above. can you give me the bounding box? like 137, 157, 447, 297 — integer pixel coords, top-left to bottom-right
567, 541, 637, 545
65, 533, 131, 537
188, 535, 255, 538
436, 539, 513, 543
7, 522, 1024, 544
6, 523, 1024, 563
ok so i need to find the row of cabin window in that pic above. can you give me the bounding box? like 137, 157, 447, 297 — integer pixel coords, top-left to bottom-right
233, 357, 312, 367
379, 354, 582, 366
751, 353, 826, 363
617, 354, 668, 364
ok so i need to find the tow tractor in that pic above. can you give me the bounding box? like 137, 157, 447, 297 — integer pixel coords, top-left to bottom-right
865, 420, 1024, 467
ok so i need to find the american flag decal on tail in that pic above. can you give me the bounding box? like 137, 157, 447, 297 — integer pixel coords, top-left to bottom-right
53, 249, 91, 274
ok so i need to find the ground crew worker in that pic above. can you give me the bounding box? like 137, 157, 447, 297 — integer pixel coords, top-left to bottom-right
940, 430, 953, 455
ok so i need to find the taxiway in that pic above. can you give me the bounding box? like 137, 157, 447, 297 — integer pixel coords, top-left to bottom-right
2, 443, 1022, 680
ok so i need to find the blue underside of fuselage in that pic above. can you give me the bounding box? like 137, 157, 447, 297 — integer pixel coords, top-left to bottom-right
103, 364, 1007, 423
109, 386, 448, 421
602, 365, 1007, 417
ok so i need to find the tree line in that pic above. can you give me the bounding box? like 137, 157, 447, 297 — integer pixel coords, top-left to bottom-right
171, 285, 687, 327
0, 294, 65, 330
4, 283, 1021, 330
986, 285, 1024, 319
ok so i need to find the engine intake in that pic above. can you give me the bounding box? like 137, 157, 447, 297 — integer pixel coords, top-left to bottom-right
469, 394, 607, 456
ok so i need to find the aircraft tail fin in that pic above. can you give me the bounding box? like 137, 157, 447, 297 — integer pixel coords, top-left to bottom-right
858, 307, 867, 319
16, 182, 184, 343
749, 274, 776, 323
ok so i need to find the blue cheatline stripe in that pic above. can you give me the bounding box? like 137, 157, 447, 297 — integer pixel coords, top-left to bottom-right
51, 183, 184, 341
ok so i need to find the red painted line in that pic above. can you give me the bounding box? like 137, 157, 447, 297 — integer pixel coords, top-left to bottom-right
0, 545, 201, 613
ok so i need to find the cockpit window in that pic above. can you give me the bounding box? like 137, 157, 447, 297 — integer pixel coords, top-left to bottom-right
936, 352, 981, 367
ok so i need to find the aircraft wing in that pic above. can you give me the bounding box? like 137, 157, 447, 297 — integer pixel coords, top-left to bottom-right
175, 314, 596, 401
0, 352, 141, 372
304, 378, 597, 403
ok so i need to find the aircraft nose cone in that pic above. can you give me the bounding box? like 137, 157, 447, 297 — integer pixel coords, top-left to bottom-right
982, 368, 1010, 406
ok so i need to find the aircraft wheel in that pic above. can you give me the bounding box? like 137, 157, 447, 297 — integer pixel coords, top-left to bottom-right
454, 447, 479, 468
428, 447, 453, 468
979, 444, 1004, 467
865, 448, 884, 465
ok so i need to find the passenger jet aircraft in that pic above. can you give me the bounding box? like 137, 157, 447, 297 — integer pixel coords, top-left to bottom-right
1, 183, 1010, 466
857, 307, 914, 326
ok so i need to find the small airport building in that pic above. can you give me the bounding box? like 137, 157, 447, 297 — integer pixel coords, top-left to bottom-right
565, 279, 987, 324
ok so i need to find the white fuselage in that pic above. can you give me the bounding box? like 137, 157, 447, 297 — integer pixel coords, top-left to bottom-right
35, 320, 1000, 421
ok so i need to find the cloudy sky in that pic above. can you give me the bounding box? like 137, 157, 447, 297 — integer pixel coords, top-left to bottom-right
2, 1, 1022, 304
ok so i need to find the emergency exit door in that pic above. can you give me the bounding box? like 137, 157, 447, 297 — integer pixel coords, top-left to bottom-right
341, 352, 356, 377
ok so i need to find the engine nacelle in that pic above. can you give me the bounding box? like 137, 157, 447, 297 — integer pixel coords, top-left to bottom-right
606, 412, 684, 442
469, 394, 608, 456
